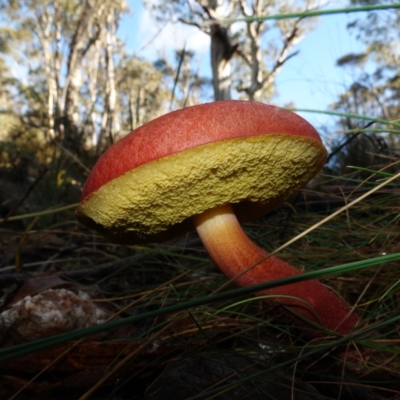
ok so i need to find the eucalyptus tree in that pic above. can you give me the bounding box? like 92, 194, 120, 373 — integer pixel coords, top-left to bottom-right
146, 0, 236, 100
167, 49, 211, 108
0, 26, 21, 116
233, 0, 317, 101
0, 0, 129, 155
334, 3, 400, 121
327, 3, 400, 173
116, 56, 168, 134
115, 49, 209, 142
146, 0, 318, 102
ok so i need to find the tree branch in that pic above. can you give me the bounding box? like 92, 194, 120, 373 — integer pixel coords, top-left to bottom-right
178, 17, 205, 32
235, 47, 252, 68
260, 49, 299, 88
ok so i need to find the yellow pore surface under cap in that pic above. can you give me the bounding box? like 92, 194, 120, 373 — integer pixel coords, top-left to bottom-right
79, 135, 326, 239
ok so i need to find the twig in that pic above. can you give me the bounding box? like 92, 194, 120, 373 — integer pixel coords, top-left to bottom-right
0, 168, 48, 227
327, 121, 375, 163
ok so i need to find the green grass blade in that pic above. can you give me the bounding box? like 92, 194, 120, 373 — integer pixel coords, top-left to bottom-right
0, 252, 398, 363
218, 4, 400, 24
292, 109, 400, 128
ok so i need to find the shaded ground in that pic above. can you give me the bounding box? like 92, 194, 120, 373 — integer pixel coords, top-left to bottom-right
0, 175, 399, 399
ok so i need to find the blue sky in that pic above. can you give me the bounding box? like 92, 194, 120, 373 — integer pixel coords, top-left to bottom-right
119, 1, 366, 129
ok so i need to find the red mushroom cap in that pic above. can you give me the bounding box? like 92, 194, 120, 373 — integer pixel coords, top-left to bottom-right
76, 101, 327, 244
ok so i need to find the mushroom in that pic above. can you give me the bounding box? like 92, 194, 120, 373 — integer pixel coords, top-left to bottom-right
76, 100, 359, 337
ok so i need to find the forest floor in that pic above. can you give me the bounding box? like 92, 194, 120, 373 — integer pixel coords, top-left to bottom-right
0, 172, 399, 400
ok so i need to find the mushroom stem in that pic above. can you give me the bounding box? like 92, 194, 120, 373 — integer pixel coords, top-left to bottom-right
193, 203, 359, 337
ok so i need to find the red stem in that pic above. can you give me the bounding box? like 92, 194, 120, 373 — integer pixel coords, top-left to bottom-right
193, 204, 359, 338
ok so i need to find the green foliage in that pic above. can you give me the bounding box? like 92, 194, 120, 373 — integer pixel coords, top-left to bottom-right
326, 6, 400, 176
116, 55, 169, 132
0, 114, 45, 172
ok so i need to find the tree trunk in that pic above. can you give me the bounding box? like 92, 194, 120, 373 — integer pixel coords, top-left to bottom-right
210, 23, 237, 101
62, 1, 102, 154
96, 13, 117, 156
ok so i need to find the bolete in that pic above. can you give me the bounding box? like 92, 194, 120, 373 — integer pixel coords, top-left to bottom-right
76, 100, 359, 337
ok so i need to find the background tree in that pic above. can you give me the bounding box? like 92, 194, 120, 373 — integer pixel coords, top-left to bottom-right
146, 0, 237, 100
234, 0, 317, 101
0, 0, 129, 156
146, 0, 318, 101
168, 49, 211, 108
116, 56, 169, 133
326, 2, 400, 175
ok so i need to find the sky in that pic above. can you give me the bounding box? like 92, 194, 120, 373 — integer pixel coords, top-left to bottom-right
118, 1, 366, 129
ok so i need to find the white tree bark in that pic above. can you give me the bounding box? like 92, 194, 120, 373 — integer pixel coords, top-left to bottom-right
96, 11, 118, 155
210, 23, 236, 101
202, 0, 237, 101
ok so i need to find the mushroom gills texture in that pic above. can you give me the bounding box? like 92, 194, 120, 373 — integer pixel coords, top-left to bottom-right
78, 134, 325, 240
